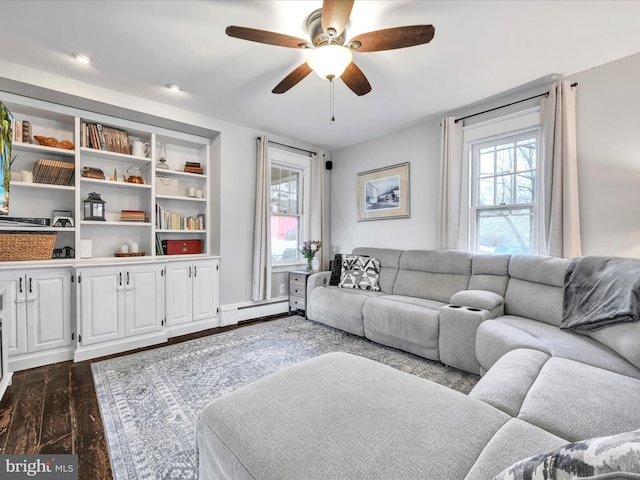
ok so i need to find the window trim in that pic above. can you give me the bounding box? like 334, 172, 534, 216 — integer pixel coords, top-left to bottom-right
269, 148, 311, 269
463, 108, 541, 254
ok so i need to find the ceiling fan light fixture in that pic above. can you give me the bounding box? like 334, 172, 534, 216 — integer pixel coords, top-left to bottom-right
307, 45, 353, 80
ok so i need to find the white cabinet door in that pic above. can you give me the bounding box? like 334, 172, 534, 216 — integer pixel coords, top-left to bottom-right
165, 262, 193, 326
125, 264, 163, 336
78, 266, 124, 346
192, 259, 219, 322
0, 277, 27, 356
26, 269, 72, 353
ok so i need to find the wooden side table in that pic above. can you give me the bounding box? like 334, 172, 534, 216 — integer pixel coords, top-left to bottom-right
289, 270, 313, 316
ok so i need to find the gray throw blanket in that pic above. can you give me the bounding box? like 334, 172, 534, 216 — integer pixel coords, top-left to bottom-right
562, 256, 640, 331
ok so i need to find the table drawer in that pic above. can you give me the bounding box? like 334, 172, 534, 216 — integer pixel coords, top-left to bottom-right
289, 283, 306, 297
290, 273, 308, 286
289, 296, 306, 310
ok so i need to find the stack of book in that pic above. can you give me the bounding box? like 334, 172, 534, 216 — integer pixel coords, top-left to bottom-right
32, 159, 75, 185
155, 203, 205, 230
12, 120, 31, 143
184, 162, 203, 174
120, 210, 147, 222
80, 121, 131, 154
81, 166, 105, 180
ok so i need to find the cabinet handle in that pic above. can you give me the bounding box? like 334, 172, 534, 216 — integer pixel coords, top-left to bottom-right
127, 272, 130, 285
19, 277, 23, 293
189, 266, 192, 278
194, 265, 197, 277
119, 272, 122, 286
29, 278, 32, 293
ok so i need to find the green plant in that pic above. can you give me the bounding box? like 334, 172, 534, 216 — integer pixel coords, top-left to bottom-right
0, 102, 13, 214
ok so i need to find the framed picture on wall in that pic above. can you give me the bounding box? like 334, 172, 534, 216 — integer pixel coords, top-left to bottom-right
357, 162, 410, 221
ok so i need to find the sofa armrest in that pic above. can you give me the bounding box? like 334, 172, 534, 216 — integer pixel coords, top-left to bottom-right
450, 289, 504, 311
306, 271, 331, 297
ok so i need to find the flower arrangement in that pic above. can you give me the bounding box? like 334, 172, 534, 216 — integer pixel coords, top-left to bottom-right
299, 240, 322, 271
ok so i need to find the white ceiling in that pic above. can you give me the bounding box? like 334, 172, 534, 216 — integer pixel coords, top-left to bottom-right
2, 1, 640, 150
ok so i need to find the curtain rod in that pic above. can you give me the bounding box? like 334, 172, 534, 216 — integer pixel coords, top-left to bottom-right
257, 137, 316, 156
454, 82, 578, 124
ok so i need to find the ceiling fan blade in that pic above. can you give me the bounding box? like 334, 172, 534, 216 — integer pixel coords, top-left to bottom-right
341, 62, 371, 96
321, 0, 354, 37
349, 25, 435, 52
272, 63, 313, 94
226, 26, 309, 49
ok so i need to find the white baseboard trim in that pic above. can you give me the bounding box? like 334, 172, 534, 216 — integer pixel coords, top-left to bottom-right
74, 331, 168, 362
221, 297, 289, 326
165, 317, 221, 338
9, 347, 75, 372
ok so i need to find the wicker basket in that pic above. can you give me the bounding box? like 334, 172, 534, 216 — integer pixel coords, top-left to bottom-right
0, 233, 57, 261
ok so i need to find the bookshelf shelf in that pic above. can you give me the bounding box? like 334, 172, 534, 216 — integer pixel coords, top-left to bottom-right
81, 221, 152, 227
12, 142, 76, 158
0, 225, 76, 232
10, 181, 75, 191
80, 147, 151, 165
155, 194, 206, 203
156, 229, 207, 233
80, 178, 152, 190
155, 169, 207, 179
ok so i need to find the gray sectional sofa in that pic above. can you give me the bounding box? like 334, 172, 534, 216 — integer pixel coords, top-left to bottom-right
197, 248, 640, 479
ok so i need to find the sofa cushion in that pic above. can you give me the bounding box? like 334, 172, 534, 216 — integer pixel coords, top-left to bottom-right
339, 254, 381, 291
470, 349, 551, 417
363, 295, 444, 360
504, 255, 569, 326
476, 317, 640, 378
492, 429, 640, 480
352, 247, 403, 294
517, 358, 640, 442
393, 249, 472, 302
464, 419, 568, 480
589, 320, 640, 370
306, 285, 385, 336
468, 254, 511, 296
197, 352, 511, 480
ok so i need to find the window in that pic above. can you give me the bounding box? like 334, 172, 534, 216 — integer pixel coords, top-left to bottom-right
269, 149, 310, 265
464, 109, 541, 254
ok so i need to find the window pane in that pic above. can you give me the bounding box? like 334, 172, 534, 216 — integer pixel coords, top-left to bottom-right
271, 167, 300, 215
478, 177, 494, 206
479, 150, 495, 176
495, 146, 513, 175
516, 171, 534, 203
516, 139, 536, 172
495, 174, 513, 204
476, 208, 533, 254
271, 215, 299, 261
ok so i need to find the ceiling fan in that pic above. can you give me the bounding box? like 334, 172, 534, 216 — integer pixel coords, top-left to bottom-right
226, 0, 435, 96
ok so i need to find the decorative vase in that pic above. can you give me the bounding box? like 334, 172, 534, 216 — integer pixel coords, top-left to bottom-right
306, 256, 314, 272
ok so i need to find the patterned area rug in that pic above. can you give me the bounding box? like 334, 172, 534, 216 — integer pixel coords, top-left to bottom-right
92, 315, 479, 479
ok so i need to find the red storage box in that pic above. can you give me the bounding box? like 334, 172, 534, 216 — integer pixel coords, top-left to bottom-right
162, 239, 202, 255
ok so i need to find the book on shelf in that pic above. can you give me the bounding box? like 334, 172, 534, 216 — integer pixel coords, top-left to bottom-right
120, 209, 147, 222
32, 158, 75, 185
81, 121, 132, 154
22, 120, 30, 143
183, 161, 203, 174
81, 166, 105, 180
13, 119, 23, 143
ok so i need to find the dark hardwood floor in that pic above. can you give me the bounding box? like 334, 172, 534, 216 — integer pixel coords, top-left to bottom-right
0, 315, 281, 480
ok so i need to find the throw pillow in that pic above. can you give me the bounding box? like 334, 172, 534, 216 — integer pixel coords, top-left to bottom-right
339, 255, 380, 291
493, 429, 640, 480
329, 253, 343, 286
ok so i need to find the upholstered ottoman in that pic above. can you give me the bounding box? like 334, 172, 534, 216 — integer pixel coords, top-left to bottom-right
196, 353, 563, 479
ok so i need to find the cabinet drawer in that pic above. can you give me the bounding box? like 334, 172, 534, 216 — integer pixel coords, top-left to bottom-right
289, 283, 306, 297
290, 273, 307, 286
289, 296, 306, 310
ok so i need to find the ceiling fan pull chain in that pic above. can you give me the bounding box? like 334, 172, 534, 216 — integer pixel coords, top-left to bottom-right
330, 78, 335, 124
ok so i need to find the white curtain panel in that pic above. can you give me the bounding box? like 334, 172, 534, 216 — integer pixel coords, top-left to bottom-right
540, 81, 582, 258
251, 136, 272, 301
437, 117, 465, 250
310, 151, 327, 270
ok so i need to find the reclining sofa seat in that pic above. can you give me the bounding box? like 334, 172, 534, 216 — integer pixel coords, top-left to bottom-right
305, 247, 402, 336
475, 254, 640, 379
363, 249, 473, 360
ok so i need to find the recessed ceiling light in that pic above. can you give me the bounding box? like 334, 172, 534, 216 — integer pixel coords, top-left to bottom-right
73, 53, 91, 65
167, 84, 181, 92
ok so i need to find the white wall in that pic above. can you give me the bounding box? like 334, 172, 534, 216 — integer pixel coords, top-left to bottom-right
330, 120, 441, 255
571, 52, 640, 258
330, 52, 640, 259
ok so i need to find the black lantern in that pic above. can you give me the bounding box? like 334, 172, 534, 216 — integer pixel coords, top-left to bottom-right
83, 192, 106, 221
